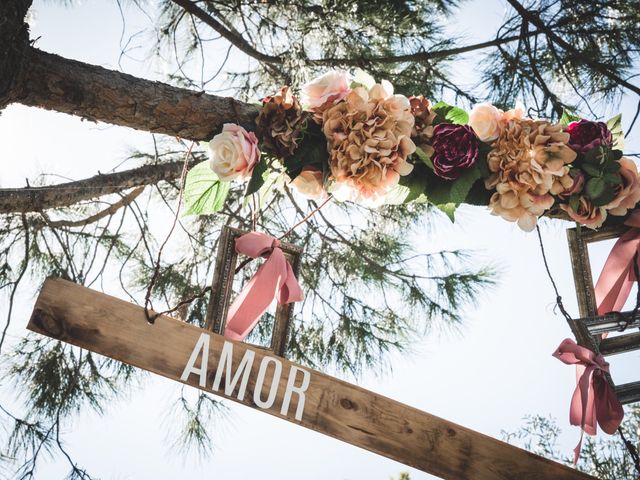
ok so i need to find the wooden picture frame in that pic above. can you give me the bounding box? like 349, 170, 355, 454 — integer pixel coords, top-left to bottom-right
204, 225, 303, 357
566, 225, 640, 404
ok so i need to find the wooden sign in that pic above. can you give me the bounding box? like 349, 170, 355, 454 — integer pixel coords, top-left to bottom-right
28, 278, 595, 480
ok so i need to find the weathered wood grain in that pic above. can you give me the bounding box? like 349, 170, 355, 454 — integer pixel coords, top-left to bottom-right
27, 278, 595, 480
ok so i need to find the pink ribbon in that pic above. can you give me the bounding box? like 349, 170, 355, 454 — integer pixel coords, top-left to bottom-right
553, 339, 624, 463
224, 232, 303, 341
594, 210, 640, 315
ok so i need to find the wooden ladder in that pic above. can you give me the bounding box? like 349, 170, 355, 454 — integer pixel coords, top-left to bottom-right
567, 226, 640, 404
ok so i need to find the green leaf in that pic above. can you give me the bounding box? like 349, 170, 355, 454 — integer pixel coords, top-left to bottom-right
384, 184, 411, 205
392, 172, 428, 204
585, 177, 606, 200
569, 194, 580, 212
592, 187, 616, 207
581, 163, 602, 177
603, 172, 622, 185
182, 161, 230, 216
414, 146, 434, 170
559, 109, 581, 126
245, 160, 269, 196
606, 113, 624, 150
603, 159, 621, 173
432, 101, 469, 125
583, 146, 607, 165
449, 167, 481, 204
436, 202, 457, 222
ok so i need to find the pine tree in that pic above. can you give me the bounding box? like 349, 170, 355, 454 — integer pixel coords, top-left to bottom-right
0, 0, 638, 477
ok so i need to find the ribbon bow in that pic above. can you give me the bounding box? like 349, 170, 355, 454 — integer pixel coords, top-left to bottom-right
553, 338, 624, 464
594, 209, 640, 315
224, 232, 303, 341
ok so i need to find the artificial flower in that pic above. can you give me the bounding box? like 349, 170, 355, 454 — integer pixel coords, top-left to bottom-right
208, 123, 260, 181
560, 171, 586, 198
566, 120, 613, 154
300, 71, 351, 112
431, 124, 479, 180
489, 190, 555, 232
605, 157, 640, 216
256, 86, 308, 159
559, 196, 607, 229
291, 166, 327, 199
501, 102, 526, 124
409, 95, 436, 156
469, 102, 502, 142
485, 119, 576, 231
322, 80, 415, 203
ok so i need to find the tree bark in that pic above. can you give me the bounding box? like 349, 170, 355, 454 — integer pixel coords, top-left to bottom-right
0, 161, 184, 214
0, 0, 33, 109
4, 47, 260, 141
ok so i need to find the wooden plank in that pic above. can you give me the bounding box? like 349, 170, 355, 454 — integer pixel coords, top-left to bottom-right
27, 278, 595, 480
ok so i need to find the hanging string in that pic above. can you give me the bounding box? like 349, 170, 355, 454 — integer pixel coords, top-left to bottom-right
536, 225, 640, 475
618, 424, 640, 474
144, 141, 194, 324
535, 225, 573, 323
233, 194, 333, 274
144, 176, 332, 323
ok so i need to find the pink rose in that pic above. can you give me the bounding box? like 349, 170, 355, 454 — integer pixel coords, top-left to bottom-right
605, 157, 640, 216
559, 196, 607, 229
208, 124, 260, 181
291, 167, 327, 199
469, 103, 502, 142
301, 71, 351, 111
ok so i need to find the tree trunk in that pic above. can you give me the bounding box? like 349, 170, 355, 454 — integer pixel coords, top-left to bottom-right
0, 0, 33, 108
5, 47, 259, 141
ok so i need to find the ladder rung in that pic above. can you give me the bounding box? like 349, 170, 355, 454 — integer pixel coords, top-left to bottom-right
599, 332, 640, 356
579, 312, 640, 335
615, 381, 640, 405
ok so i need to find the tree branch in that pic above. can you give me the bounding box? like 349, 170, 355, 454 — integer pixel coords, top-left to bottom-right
44, 186, 145, 227
3, 47, 259, 140
169, 0, 545, 67
0, 162, 184, 214
505, 0, 640, 96
170, 0, 284, 64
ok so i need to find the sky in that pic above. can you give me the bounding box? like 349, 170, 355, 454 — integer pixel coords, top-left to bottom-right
0, 1, 639, 479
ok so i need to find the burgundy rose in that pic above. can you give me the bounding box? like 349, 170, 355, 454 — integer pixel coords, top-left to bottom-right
566, 120, 613, 154
431, 124, 479, 180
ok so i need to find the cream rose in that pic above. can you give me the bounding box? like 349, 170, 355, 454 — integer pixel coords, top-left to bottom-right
469, 102, 502, 142
291, 167, 327, 199
301, 71, 351, 111
208, 124, 260, 181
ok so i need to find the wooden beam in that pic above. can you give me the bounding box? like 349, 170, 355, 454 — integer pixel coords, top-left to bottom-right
27, 278, 595, 480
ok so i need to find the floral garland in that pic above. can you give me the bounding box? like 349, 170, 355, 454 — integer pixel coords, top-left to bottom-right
185, 70, 635, 232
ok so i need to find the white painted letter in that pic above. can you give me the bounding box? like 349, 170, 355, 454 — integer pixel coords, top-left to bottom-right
253, 356, 282, 409
180, 333, 210, 387
280, 366, 311, 421
212, 341, 255, 400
